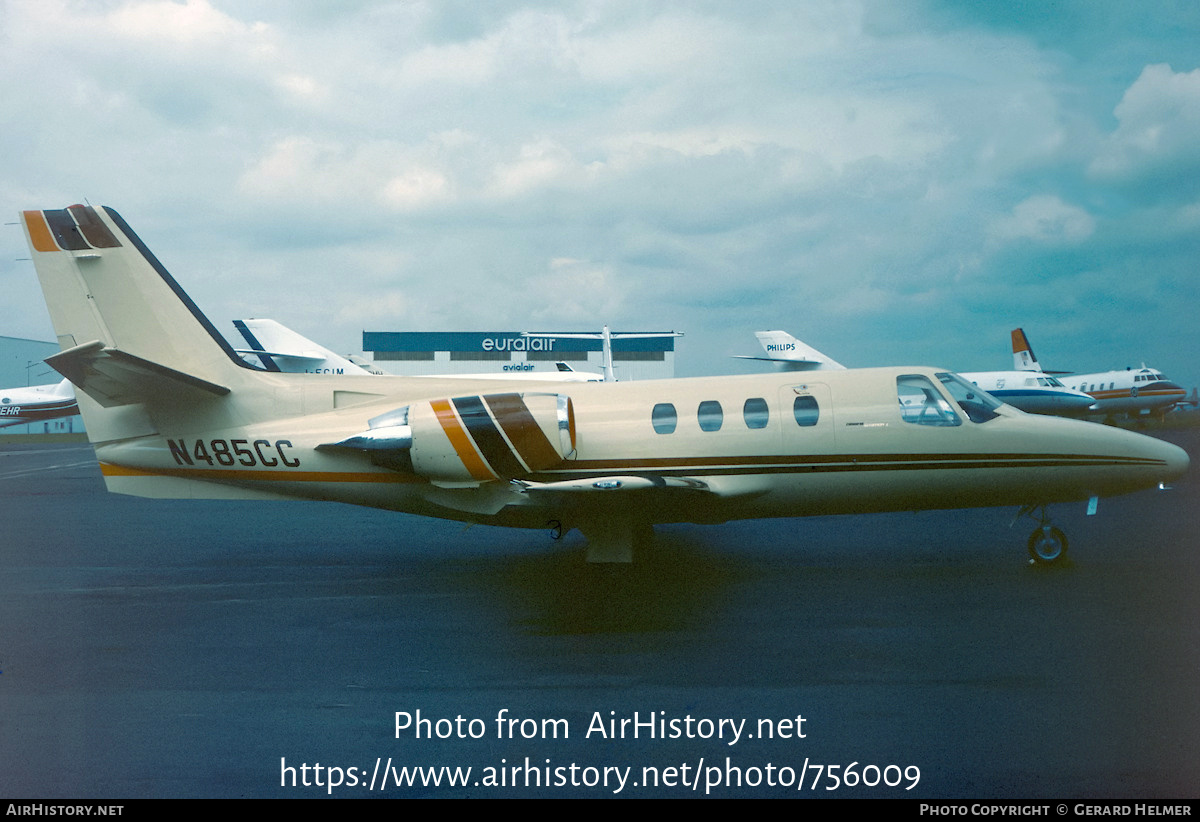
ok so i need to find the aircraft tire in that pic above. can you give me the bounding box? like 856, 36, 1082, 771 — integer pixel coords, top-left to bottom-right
1027, 525, 1068, 564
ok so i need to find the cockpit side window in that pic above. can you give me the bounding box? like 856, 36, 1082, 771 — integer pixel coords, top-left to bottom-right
936, 372, 1002, 423
898, 375, 960, 426
897, 376, 960, 427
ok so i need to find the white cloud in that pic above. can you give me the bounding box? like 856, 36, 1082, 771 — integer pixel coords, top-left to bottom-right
1090, 64, 1200, 178
108, 0, 261, 45
0, 2, 1195, 381
987, 195, 1096, 246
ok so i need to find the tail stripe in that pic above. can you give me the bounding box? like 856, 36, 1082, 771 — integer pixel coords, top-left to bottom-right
43, 208, 91, 251
68, 204, 121, 248
22, 211, 58, 253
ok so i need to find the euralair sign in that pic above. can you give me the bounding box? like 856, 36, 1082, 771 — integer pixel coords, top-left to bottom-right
361, 331, 676, 354
481, 337, 557, 352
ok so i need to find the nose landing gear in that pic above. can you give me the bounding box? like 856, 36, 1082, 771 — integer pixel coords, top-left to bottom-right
1015, 505, 1069, 565
1027, 523, 1068, 564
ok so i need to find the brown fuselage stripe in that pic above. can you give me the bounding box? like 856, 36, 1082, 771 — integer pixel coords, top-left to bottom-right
453, 394, 525, 478
484, 393, 561, 471
99, 451, 1162, 486
558, 451, 1164, 471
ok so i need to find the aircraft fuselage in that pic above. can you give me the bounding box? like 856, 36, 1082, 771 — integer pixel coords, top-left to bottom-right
90, 366, 1187, 534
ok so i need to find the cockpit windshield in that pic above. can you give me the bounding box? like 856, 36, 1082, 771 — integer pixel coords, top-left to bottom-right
936, 372, 1003, 423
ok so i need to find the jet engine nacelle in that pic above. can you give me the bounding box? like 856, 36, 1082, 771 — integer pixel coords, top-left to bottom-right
334, 392, 577, 483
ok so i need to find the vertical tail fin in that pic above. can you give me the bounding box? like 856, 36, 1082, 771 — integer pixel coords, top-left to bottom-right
1011, 328, 1043, 372
232, 318, 372, 375
21, 206, 248, 388
753, 331, 846, 370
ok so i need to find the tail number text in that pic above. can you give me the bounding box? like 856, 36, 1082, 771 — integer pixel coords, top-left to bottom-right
168, 438, 300, 468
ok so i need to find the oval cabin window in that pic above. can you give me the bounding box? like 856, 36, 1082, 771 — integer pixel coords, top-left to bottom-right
743, 397, 769, 429
793, 395, 820, 427
651, 402, 677, 434
697, 400, 723, 432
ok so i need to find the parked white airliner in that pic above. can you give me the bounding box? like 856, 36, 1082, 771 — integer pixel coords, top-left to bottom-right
19, 205, 1188, 565
737, 331, 1095, 416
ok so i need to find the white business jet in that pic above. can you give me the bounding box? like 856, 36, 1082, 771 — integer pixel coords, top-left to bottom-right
19, 205, 1187, 565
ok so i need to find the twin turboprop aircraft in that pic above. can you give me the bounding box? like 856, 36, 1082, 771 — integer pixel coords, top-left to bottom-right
1010, 328, 1188, 420
736, 331, 1096, 416
19, 205, 1189, 564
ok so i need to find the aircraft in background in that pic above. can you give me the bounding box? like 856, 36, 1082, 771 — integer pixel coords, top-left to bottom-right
732, 330, 846, 371
233, 318, 381, 375
1011, 328, 1188, 419
19, 205, 1187, 565
233, 317, 604, 382
736, 331, 1095, 416
0, 378, 78, 429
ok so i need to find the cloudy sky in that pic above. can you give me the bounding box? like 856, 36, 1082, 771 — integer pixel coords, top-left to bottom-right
1, 0, 1197, 383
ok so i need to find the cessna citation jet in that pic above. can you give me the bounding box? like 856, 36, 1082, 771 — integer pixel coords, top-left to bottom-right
19, 206, 1188, 565
737, 331, 1095, 416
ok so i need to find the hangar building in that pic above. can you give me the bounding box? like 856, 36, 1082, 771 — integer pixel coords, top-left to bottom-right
362, 331, 678, 382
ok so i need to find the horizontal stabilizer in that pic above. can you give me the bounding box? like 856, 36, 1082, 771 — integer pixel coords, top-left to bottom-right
233, 348, 326, 362
735, 331, 846, 371
732, 354, 831, 371
47, 340, 230, 408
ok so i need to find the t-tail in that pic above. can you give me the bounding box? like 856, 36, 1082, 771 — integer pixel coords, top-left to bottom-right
733, 330, 846, 371
232, 318, 374, 375
20, 206, 264, 442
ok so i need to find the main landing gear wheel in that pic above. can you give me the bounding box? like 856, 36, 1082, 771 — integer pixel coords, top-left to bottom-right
1027, 525, 1068, 564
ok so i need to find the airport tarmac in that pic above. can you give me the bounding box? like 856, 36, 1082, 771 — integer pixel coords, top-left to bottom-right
1, 432, 1197, 798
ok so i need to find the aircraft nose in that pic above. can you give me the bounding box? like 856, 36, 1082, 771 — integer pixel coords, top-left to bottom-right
1135, 432, 1191, 484
1158, 438, 1190, 483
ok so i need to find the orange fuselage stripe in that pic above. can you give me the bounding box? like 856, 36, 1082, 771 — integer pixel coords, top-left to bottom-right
429, 398, 495, 480
100, 463, 416, 483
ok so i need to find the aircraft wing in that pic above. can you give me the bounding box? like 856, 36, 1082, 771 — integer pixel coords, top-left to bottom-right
511, 475, 712, 495
47, 340, 229, 407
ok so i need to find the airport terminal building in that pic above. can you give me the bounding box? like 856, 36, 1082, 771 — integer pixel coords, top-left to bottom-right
362, 331, 678, 381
